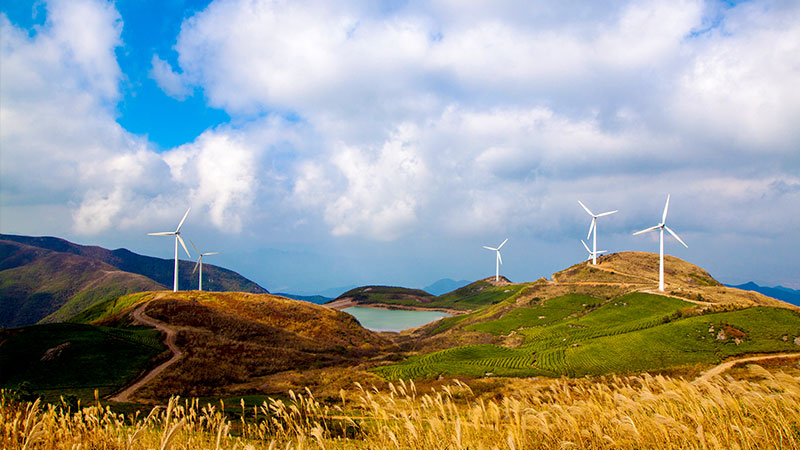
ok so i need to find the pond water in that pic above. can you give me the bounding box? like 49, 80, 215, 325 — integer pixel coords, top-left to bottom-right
342, 306, 451, 332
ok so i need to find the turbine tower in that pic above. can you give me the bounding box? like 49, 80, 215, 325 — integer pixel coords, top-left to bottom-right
190, 240, 219, 292
148, 208, 192, 292
581, 240, 607, 265
578, 200, 617, 265
632, 194, 688, 291
483, 238, 508, 282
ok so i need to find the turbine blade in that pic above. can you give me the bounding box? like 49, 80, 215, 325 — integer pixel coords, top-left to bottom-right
662, 194, 670, 224
497, 238, 508, 249
633, 225, 660, 235
665, 225, 688, 248
148, 232, 174, 236
189, 239, 200, 255
587, 219, 595, 240
483, 246, 496, 251
497, 251, 503, 265
204, 252, 219, 256
577, 200, 593, 216
597, 210, 618, 217
176, 207, 191, 232
177, 235, 191, 258
193, 257, 201, 274
597, 250, 608, 254
581, 240, 591, 252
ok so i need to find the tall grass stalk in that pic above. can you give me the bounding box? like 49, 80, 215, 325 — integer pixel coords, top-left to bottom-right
2, 365, 798, 449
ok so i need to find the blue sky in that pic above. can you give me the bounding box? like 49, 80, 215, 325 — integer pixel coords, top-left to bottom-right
1, 0, 799, 294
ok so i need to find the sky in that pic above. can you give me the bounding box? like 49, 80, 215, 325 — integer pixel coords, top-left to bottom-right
1, 0, 799, 295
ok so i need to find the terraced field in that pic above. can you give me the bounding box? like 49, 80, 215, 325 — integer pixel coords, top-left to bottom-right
373, 292, 800, 380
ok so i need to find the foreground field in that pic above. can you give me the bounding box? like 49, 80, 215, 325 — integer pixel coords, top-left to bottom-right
3, 361, 799, 449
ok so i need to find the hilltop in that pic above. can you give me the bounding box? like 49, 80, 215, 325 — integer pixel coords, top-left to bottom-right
374, 252, 800, 379
107, 291, 387, 400
0, 234, 268, 327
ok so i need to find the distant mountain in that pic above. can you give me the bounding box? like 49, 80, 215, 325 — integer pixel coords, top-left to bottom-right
424, 278, 471, 296
726, 282, 800, 306
0, 234, 268, 327
274, 293, 333, 304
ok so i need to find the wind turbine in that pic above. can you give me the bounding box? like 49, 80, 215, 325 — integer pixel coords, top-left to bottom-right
483, 238, 508, 282
581, 240, 607, 265
578, 200, 618, 265
632, 194, 688, 291
190, 240, 219, 292
148, 208, 191, 292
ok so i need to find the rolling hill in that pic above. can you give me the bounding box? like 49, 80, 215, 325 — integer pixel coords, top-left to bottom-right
76, 291, 388, 400
326, 277, 526, 312
374, 252, 800, 379
0, 234, 268, 327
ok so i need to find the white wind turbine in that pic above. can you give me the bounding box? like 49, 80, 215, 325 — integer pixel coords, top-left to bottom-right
148, 208, 191, 292
581, 240, 607, 265
190, 240, 219, 292
632, 194, 688, 291
483, 238, 508, 282
578, 200, 618, 265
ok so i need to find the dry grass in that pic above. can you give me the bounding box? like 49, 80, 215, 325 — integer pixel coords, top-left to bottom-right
4, 364, 799, 449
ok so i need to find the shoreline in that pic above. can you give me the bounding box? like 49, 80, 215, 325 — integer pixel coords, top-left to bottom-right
325, 298, 464, 315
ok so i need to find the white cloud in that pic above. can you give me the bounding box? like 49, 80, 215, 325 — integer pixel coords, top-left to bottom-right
150, 55, 192, 99
163, 130, 258, 232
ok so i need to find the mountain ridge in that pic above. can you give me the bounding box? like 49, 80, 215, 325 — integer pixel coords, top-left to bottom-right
0, 234, 268, 327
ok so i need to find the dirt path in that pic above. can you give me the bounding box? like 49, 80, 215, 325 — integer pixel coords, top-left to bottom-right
694, 352, 800, 384
110, 302, 182, 403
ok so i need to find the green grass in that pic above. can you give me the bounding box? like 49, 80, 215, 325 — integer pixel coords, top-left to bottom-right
0, 323, 164, 400
372, 291, 800, 380
68, 292, 149, 324
433, 282, 527, 310
465, 294, 603, 335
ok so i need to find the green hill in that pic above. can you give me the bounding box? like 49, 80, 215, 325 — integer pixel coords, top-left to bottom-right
373, 252, 800, 380
327, 278, 526, 312
0, 234, 269, 327
0, 322, 164, 400
0, 239, 165, 327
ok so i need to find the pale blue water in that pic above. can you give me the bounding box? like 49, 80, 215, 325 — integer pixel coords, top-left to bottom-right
342, 306, 451, 332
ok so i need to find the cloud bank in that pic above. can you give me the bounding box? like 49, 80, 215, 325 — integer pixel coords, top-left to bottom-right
1, 0, 799, 288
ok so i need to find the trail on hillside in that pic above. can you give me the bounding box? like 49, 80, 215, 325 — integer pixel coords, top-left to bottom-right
110, 300, 182, 403
694, 352, 800, 384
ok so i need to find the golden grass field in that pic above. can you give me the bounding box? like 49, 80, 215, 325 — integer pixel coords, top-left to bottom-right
4, 361, 799, 450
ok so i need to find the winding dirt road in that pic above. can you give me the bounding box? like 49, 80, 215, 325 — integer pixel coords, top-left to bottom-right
110, 303, 182, 403
693, 352, 800, 384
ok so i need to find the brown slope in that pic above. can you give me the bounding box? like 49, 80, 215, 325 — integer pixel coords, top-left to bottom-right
101, 291, 388, 401
552, 251, 794, 309
0, 239, 164, 327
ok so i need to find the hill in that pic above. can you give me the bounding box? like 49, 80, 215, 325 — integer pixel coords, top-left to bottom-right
728, 282, 800, 306
0, 234, 268, 327
0, 239, 165, 327
423, 278, 471, 296
374, 252, 800, 379
327, 277, 525, 312
274, 292, 333, 304
73, 291, 388, 401
0, 322, 164, 401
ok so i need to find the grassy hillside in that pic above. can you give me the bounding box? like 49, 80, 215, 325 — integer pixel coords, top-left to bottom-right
0, 323, 164, 400
0, 233, 268, 295
0, 234, 270, 327
72, 291, 389, 400
330, 278, 527, 312
0, 239, 164, 327
374, 253, 800, 380
374, 295, 800, 379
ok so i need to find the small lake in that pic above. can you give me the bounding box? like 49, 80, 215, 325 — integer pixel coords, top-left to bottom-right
342, 306, 451, 332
